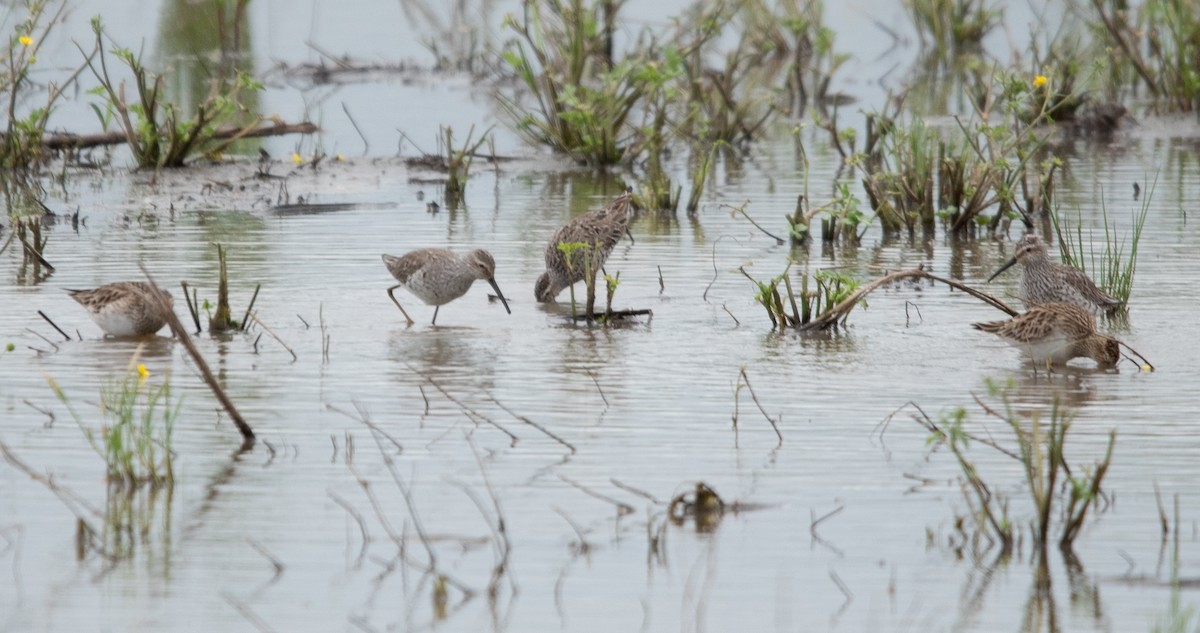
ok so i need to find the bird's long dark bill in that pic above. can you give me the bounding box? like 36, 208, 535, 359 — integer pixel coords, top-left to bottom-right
987, 257, 1018, 283
488, 278, 512, 314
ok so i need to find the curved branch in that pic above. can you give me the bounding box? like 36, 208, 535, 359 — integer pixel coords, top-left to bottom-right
798, 266, 1018, 331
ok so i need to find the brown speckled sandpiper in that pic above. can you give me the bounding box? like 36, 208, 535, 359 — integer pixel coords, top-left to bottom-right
381, 248, 511, 325
972, 301, 1120, 367
987, 233, 1120, 313
68, 281, 174, 337
535, 190, 634, 303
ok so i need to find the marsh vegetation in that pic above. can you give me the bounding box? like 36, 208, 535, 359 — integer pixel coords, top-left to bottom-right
0, 0, 1192, 631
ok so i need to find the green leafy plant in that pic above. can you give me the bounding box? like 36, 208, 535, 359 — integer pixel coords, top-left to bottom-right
862, 116, 938, 235
83, 17, 264, 168
498, 0, 640, 166
0, 0, 80, 170
908, 379, 1115, 558
48, 350, 181, 488
740, 263, 864, 331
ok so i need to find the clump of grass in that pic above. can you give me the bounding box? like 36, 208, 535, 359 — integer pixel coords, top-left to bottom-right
907, 0, 1000, 58
498, 0, 850, 176
904, 379, 1115, 557
675, 3, 776, 145
1050, 178, 1152, 309
4, 186, 53, 278
740, 263, 864, 331
861, 116, 938, 236
821, 180, 870, 244
1090, 0, 1200, 112
83, 17, 263, 169
48, 348, 181, 488
498, 0, 640, 166
923, 67, 1067, 237
441, 125, 492, 208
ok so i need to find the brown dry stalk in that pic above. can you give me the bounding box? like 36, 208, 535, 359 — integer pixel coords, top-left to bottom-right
138, 263, 254, 444
42, 121, 318, 151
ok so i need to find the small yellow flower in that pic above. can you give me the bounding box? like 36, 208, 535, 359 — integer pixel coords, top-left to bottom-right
137, 364, 150, 381
1032, 75, 1048, 88
1141, 364, 1152, 372
291, 152, 303, 164
18, 35, 32, 47
335, 153, 345, 162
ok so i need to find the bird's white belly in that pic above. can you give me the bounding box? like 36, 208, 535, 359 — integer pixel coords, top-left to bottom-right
1009, 332, 1074, 363
91, 310, 144, 337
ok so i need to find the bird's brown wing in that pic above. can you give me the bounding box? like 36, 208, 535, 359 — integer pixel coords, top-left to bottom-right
383, 249, 453, 283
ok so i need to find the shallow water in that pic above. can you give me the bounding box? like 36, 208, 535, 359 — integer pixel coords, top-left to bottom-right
4, 1, 1200, 632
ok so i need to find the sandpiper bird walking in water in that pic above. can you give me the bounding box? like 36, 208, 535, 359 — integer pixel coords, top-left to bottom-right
987, 233, 1121, 313
534, 189, 634, 303
972, 301, 1120, 368
381, 248, 511, 326
68, 282, 174, 337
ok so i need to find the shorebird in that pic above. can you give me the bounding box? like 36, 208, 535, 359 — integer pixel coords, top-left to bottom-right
987, 233, 1120, 313
381, 248, 511, 325
535, 190, 634, 303
972, 302, 1120, 367
68, 282, 174, 337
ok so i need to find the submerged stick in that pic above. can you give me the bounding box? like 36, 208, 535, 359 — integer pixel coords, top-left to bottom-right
18, 233, 54, 271
487, 393, 576, 453
738, 367, 783, 446
723, 200, 786, 245
37, 310, 71, 341
42, 121, 318, 151
181, 282, 202, 334
240, 283, 262, 332
404, 363, 518, 445
569, 308, 652, 321
139, 263, 254, 444
557, 474, 634, 516
248, 313, 298, 362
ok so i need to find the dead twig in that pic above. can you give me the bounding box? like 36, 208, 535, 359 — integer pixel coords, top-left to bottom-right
37, 310, 70, 341
239, 284, 262, 332
139, 263, 254, 445
328, 489, 369, 569
404, 363, 518, 445
248, 313, 298, 362
557, 474, 634, 516
42, 121, 319, 151
737, 367, 783, 446
486, 393, 575, 453
722, 200, 786, 245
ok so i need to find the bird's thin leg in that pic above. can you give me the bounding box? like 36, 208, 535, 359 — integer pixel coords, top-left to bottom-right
431, 306, 440, 325
387, 285, 415, 326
